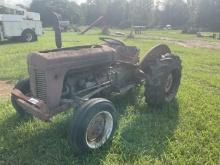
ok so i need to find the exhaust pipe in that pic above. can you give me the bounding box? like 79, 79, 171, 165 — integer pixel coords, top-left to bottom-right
52, 12, 62, 49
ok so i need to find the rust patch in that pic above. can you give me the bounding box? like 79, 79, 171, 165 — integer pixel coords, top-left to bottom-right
0, 81, 13, 100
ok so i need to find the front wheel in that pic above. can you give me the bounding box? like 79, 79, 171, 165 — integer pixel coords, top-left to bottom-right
11, 78, 30, 116
69, 98, 117, 154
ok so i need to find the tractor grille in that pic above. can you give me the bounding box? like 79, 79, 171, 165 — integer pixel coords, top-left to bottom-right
35, 70, 47, 102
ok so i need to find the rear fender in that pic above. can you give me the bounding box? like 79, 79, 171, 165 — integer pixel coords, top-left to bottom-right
139, 44, 171, 73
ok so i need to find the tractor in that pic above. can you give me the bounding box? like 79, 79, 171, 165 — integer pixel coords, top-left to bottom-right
11, 15, 182, 153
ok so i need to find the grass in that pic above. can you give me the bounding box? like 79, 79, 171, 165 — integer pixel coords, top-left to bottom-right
0, 29, 220, 164
113, 29, 220, 43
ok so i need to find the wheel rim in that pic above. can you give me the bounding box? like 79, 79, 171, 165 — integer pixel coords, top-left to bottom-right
85, 111, 113, 149
25, 33, 33, 42
165, 73, 173, 93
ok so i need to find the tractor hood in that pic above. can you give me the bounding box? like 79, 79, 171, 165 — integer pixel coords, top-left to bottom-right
28, 45, 116, 70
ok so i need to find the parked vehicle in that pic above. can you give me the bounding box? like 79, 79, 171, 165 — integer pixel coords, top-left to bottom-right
60, 20, 70, 32
0, 4, 42, 42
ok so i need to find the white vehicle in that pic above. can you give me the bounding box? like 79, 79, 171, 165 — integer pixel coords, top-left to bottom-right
0, 4, 42, 42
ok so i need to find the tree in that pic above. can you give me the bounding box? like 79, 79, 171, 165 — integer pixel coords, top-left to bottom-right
82, 0, 110, 25
80, 0, 154, 28
159, 0, 189, 28
30, 0, 81, 26
128, 0, 154, 26
105, 0, 128, 27
196, 0, 220, 31
186, 0, 198, 27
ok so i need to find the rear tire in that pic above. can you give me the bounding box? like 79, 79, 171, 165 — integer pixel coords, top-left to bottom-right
69, 98, 117, 154
11, 78, 30, 116
144, 54, 182, 107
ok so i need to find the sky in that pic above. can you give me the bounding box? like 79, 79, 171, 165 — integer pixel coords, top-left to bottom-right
1, 0, 182, 8
2, 0, 87, 6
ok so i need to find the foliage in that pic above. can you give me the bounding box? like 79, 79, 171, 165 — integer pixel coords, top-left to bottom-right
28, 0, 220, 31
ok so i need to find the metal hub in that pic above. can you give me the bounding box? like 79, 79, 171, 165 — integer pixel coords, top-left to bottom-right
25, 33, 33, 42
85, 111, 113, 149
165, 73, 173, 93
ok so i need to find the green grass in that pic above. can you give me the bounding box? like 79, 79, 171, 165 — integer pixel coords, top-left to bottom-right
0, 29, 220, 164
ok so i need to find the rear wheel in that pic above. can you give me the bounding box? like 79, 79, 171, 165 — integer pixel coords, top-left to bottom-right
11, 78, 30, 116
144, 54, 181, 107
22, 30, 37, 42
69, 98, 117, 154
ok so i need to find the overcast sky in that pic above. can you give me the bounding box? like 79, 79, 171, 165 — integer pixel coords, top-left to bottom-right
2, 0, 183, 7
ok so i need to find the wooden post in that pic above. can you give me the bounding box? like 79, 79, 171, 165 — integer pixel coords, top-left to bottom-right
80, 16, 104, 35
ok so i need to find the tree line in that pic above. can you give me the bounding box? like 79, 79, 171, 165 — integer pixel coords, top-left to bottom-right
30, 0, 220, 31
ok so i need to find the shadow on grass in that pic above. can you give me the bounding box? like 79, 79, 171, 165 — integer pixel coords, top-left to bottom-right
0, 38, 26, 45
109, 87, 179, 163
121, 101, 179, 160
0, 109, 111, 164
0, 87, 179, 164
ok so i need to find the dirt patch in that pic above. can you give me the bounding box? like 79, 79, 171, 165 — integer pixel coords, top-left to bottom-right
0, 81, 13, 100
138, 35, 220, 50
176, 40, 220, 50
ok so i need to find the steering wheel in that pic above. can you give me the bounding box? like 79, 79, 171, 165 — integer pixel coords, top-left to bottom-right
99, 37, 125, 46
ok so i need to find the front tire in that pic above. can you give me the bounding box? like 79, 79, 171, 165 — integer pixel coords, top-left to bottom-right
144, 54, 182, 107
11, 78, 30, 116
70, 98, 117, 154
